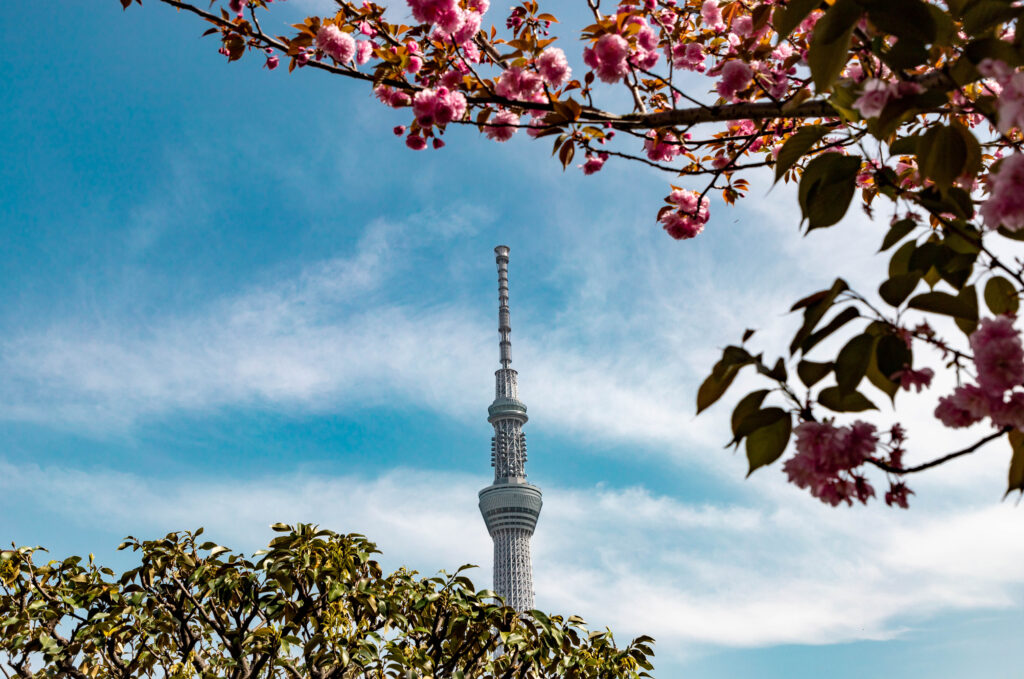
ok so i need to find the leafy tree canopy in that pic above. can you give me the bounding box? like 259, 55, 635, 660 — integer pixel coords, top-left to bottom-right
0, 524, 654, 678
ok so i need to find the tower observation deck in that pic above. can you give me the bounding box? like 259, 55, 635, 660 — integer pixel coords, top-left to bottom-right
478, 245, 542, 612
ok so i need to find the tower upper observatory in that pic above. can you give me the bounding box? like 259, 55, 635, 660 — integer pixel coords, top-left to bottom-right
478, 246, 542, 611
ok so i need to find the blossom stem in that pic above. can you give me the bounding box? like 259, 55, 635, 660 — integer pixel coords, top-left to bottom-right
867, 426, 1010, 474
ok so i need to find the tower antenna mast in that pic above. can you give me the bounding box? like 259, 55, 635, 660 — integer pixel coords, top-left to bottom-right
478, 246, 543, 612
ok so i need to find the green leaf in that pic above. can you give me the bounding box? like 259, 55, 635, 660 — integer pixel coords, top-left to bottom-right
697, 362, 743, 414
745, 413, 793, 476
835, 333, 874, 394
879, 272, 921, 307
790, 279, 849, 353
917, 124, 968, 188
954, 285, 980, 336
798, 153, 863, 229
984, 276, 1019, 314
808, 0, 861, 92
866, 338, 900, 402
774, 125, 830, 183
808, 26, 857, 92
963, 0, 1021, 35
880, 218, 916, 252
889, 134, 921, 155
908, 241, 949, 276
731, 389, 770, 442
735, 407, 788, 440
881, 38, 930, 70
797, 360, 834, 387
760, 357, 788, 381
907, 290, 978, 320
945, 225, 982, 254
875, 333, 911, 379
801, 306, 860, 354
816, 0, 863, 42
774, 0, 824, 38
1007, 430, 1024, 497
819, 386, 878, 412
863, 0, 936, 43
888, 239, 917, 277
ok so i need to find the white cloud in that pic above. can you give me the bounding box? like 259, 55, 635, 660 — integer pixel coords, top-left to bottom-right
3, 459, 1023, 658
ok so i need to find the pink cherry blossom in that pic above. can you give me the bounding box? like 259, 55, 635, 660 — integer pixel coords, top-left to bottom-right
660, 189, 709, 239
731, 15, 753, 37
973, 60, 1024, 133
484, 109, 519, 141
375, 85, 412, 108
798, 10, 822, 34
644, 130, 680, 162
229, 0, 246, 16
978, 58, 1014, 81
406, 0, 459, 27
772, 41, 795, 62
317, 24, 356, 63
853, 78, 890, 118
580, 153, 608, 174
583, 34, 630, 83
716, 60, 753, 100
782, 420, 878, 506
981, 153, 1024, 231
935, 385, 988, 428
536, 48, 572, 89
412, 87, 467, 127
701, 0, 725, 31
668, 42, 706, 72
264, 54, 279, 70
405, 134, 427, 150
355, 40, 374, 65
451, 9, 482, 44
893, 366, 934, 392
624, 17, 660, 70
990, 391, 1024, 429
495, 66, 545, 102
884, 481, 913, 508
970, 315, 1024, 396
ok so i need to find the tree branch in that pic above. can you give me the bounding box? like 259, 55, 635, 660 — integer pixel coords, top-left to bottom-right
868, 427, 1010, 474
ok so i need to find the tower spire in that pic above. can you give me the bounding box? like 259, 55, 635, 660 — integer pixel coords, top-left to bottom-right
479, 246, 542, 612
496, 245, 512, 370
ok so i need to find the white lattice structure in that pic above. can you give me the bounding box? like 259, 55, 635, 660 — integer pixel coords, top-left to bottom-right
478, 246, 542, 612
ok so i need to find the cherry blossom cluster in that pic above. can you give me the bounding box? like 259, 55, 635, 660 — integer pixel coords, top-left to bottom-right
935, 316, 1024, 431
659, 189, 709, 240
783, 420, 879, 507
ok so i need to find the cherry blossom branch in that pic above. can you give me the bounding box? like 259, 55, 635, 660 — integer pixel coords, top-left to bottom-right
154, 0, 952, 133
867, 426, 1010, 474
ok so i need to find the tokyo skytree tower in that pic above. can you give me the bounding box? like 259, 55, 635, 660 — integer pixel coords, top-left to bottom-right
478, 246, 543, 612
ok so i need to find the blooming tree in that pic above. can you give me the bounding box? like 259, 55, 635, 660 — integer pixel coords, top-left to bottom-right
121, 0, 1024, 506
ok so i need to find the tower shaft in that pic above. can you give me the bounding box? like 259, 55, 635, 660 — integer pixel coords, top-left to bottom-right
478, 246, 542, 612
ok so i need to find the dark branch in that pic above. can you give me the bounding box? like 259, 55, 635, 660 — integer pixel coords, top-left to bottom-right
868, 427, 1010, 474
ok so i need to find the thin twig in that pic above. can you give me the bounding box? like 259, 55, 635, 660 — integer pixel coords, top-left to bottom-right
867, 427, 1010, 474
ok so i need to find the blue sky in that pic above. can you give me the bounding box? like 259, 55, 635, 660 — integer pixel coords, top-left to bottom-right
3, 2, 1024, 676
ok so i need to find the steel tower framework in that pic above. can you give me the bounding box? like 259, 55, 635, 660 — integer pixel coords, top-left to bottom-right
478, 246, 542, 612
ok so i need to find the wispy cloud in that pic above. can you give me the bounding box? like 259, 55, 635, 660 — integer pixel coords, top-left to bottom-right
3, 459, 1022, 656
2, 170, 1019, 488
